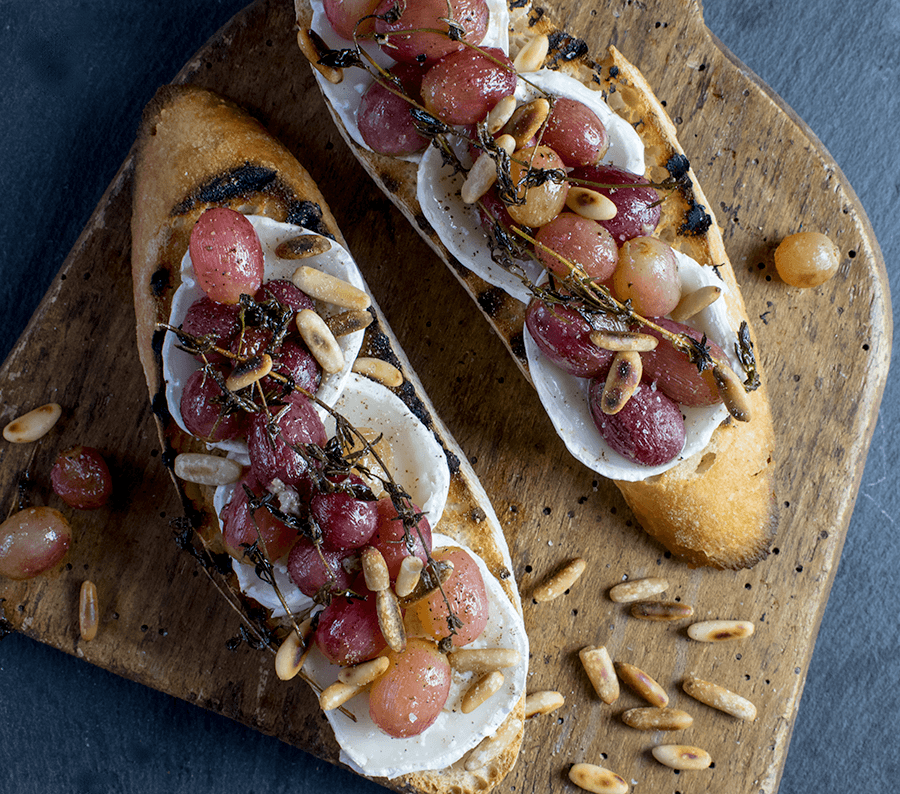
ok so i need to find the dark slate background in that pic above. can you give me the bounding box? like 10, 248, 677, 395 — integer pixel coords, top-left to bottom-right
1, 1, 897, 792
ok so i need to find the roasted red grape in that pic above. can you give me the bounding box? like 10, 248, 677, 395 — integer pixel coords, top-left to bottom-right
0, 507, 72, 580
50, 446, 112, 509
369, 638, 451, 737
540, 98, 609, 167
589, 380, 685, 466
535, 212, 618, 280
287, 536, 353, 597
374, 0, 488, 64
525, 297, 624, 378
310, 474, 378, 550
315, 591, 387, 666
220, 471, 299, 561
421, 47, 516, 126
506, 145, 569, 227
180, 367, 247, 442
189, 208, 264, 304
411, 546, 488, 646
323, 0, 381, 40
247, 394, 327, 488
641, 317, 724, 406
358, 62, 429, 156
613, 236, 680, 317
181, 296, 241, 363
265, 338, 321, 397
569, 164, 661, 243
368, 497, 432, 580
254, 279, 315, 315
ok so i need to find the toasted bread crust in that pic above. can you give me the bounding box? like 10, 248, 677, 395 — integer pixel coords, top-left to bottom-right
130, 85, 525, 789
294, 0, 776, 569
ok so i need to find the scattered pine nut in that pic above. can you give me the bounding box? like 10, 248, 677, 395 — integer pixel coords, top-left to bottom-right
713, 364, 752, 423
3, 402, 62, 443
513, 34, 549, 73
486, 95, 517, 134
503, 98, 550, 148
524, 690, 565, 718
395, 555, 424, 598
590, 330, 658, 352
566, 187, 617, 221
683, 675, 757, 721
173, 453, 242, 486
614, 662, 669, 707
376, 588, 406, 653
461, 135, 516, 204
600, 351, 642, 415
568, 762, 629, 794
275, 623, 313, 681
292, 265, 371, 311
622, 707, 693, 731
324, 308, 373, 338
579, 646, 619, 704
226, 353, 273, 391
464, 716, 523, 771
671, 285, 722, 321
397, 559, 454, 608
533, 557, 587, 602
630, 600, 694, 621
297, 27, 342, 83
652, 744, 712, 770
79, 580, 99, 642
608, 577, 668, 603
449, 647, 521, 673
296, 309, 345, 374
352, 357, 403, 388
275, 234, 332, 259
462, 670, 505, 714
338, 655, 390, 687
687, 619, 755, 642
361, 547, 390, 592
319, 680, 363, 711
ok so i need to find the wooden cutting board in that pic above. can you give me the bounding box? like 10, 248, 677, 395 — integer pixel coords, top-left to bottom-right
0, 1, 890, 793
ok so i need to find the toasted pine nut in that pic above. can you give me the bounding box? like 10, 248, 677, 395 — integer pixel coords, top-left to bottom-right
462, 670, 505, 714
503, 98, 550, 148
79, 580, 99, 642
3, 402, 62, 443
614, 662, 669, 707
579, 646, 619, 704
683, 675, 757, 721
464, 716, 523, 771
361, 547, 390, 592
687, 619, 755, 642
590, 330, 658, 352
567, 187, 617, 221
524, 690, 564, 718
671, 285, 722, 321
324, 309, 373, 338
630, 601, 694, 622
296, 309, 344, 374
395, 555, 424, 598
297, 28, 342, 84
652, 744, 712, 770
275, 622, 313, 681
601, 352, 642, 415
275, 234, 332, 259
622, 707, 693, 731
352, 357, 403, 388
376, 588, 406, 653
319, 680, 363, 711
449, 647, 521, 673
397, 559, 454, 608
338, 655, 390, 687
513, 34, 549, 73
568, 762, 629, 794
609, 577, 668, 603
533, 557, 586, 602
461, 135, 516, 204
712, 364, 752, 423
226, 353, 273, 391
292, 265, 371, 311
486, 95, 517, 134
174, 453, 242, 486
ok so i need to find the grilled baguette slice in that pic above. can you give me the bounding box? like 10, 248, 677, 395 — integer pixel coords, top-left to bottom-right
293, 0, 776, 569
130, 84, 525, 792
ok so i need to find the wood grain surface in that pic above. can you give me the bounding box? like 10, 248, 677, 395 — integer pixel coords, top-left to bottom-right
0, 1, 890, 794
